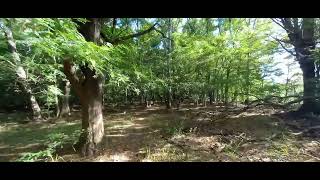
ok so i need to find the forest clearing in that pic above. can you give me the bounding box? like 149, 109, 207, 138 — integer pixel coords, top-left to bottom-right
1, 18, 320, 162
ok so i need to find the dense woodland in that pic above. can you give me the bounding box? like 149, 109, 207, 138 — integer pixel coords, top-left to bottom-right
0, 18, 320, 162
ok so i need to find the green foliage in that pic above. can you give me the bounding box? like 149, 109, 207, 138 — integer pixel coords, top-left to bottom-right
0, 18, 305, 117
165, 119, 185, 136
17, 130, 81, 162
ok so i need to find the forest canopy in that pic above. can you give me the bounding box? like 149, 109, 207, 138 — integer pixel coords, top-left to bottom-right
1, 18, 319, 162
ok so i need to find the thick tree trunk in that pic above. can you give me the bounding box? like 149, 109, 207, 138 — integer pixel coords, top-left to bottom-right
59, 81, 71, 117
78, 76, 104, 156
64, 60, 104, 156
21, 80, 42, 120
64, 18, 105, 156
298, 57, 318, 113
279, 18, 320, 114
294, 18, 319, 114
3, 20, 42, 120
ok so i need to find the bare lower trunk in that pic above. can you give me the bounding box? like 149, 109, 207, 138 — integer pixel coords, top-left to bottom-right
64, 60, 105, 157
65, 18, 107, 156
145, 94, 149, 108
295, 18, 320, 114
55, 92, 60, 118
298, 59, 319, 113
59, 81, 71, 117
209, 90, 214, 105
203, 94, 207, 107
165, 88, 172, 109
140, 93, 144, 105
125, 88, 128, 105
78, 78, 104, 156
21, 80, 42, 120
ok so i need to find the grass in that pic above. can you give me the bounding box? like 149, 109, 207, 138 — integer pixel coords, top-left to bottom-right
266, 133, 303, 161
1, 105, 320, 162
0, 119, 81, 161
0, 122, 81, 146
143, 144, 187, 162
17, 131, 80, 162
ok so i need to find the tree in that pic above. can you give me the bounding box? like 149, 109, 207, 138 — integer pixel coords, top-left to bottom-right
272, 18, 320, 114
0, 18, 42, 120
64, 18, 163, 156
63, 18, 105, 156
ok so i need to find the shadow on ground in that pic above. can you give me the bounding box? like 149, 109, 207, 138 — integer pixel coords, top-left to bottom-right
1, 104, 320, 162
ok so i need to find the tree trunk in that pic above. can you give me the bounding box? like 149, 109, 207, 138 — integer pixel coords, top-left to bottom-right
165, 88, 172, 109
295, 18, 319, 113
224, 68, 230, 105
53, 58, 60, 118
165, 18, 173, 109
145, 92, 149, 107
64, 60, 104, 156
125, 88, 128, 105
298, 58, 318, 113
59, 81, 71, 117
216, 89, 220, 102
140, 92, 144, 105
78, 75, 104, 156
209, 90, 214, 105
22, 81, 42, 120
285, 63, 291, 98
64, 18, 105, 156
279, 18, 320, 114
3, 20, 42, 120
55, 90, 60, 118
245, 54, 250, 103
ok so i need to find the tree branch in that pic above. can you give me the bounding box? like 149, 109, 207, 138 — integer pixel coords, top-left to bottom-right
154, 27, 174, 41
63, 59, 83, 97
271, 18, 287, 30
103, 23, 158, 45
271, 36, 296, 56
112, 18, 117, 33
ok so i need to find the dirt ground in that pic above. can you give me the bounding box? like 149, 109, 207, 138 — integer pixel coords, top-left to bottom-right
1, 103, 320, 162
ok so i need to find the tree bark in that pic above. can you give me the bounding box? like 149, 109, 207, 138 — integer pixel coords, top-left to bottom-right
298, 56, 318, 113
64, 18, 105, 156
295, 19, 319, 113
203, 93, 207, 107
165, 18, 173, 109
64, 59, 104, 156
140, 91, 144, 105
59, 80, 71, 117
278, 18, 320, 114
125, 88, 128, 105
3, 20, 42, 120
165, 88, 172, 109
78, 74, 104, 156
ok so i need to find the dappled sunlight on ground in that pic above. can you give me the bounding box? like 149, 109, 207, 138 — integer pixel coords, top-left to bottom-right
95, 152, 132, 162
1, 104, 320, 162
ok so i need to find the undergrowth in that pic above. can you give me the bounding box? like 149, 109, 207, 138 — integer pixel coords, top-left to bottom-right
17, 130, 81, 162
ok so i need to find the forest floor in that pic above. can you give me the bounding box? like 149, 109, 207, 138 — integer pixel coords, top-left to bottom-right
1, 103, 320, 162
